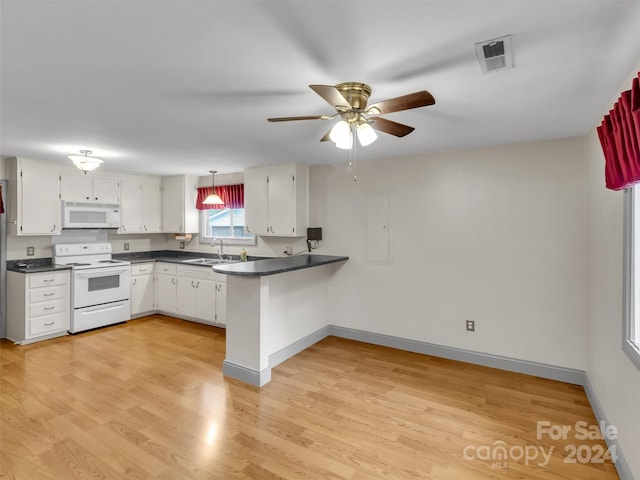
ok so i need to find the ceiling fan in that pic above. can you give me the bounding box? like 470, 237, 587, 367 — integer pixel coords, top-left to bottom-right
267, 82, 435, 148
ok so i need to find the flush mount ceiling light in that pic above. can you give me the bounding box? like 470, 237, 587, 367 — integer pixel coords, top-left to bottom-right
68, 150, 103, 173
203, 170, 224, 205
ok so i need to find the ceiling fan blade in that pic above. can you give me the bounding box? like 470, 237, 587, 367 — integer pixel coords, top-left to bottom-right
268, 115, 326, 122
367, 90, 435, 115
309, 85, 352, 110
320, 129, 332, 142
370, 117, 415, 137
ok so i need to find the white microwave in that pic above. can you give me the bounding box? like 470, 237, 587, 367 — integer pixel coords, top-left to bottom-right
62, 201, 121, 229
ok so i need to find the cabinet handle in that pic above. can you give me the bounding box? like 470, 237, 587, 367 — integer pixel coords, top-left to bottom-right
139, 268, 146, 272
44, 322, 55, 326
44, 306, 55, 311
94, 197, 98, 200
144, 225, 148, 231
121, 224, 127, 232
196, 281, 199, 288
132, 279, 137, 286
171, 278, 176, 285
86, 196, 90, 200
191, 280, 195, 288
44, 292, 54, 297
43, 279, 55, 283
246, 226, 251, 233
50, 224, 56, 232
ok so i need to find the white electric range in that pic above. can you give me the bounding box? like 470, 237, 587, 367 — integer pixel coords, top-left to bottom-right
53, 243, 130, 333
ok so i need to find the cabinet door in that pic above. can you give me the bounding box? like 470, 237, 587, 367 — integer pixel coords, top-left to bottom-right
131, 274, 154, 315
20, 169, 61, 235
215, 281, 226, 326
155, 274, 177, 314
244, 174, 268, 235
196, 279, 216, 324
141, 182, 162, 233
119, 180, 142, 233
161, 177, 183, 233
60, 171, 93, 201
93, 177, 120, 203
267, 173, 295, 235
176, 276, 197, 318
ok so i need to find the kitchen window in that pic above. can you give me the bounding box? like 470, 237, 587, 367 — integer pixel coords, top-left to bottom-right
623, 186, 640, 371
199, 208, 256, 246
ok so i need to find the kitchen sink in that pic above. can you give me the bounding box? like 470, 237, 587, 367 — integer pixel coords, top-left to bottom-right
182, 257, 234, 265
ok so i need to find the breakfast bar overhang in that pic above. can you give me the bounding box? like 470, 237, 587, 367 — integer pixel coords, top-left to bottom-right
213, 254, 348, 386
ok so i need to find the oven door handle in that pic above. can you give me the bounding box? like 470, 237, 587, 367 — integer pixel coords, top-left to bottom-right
75, 267, 130, 278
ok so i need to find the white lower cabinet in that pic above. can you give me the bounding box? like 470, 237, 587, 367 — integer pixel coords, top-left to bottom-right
7, 270, 71, 344
130, 263, 155, 316
154, 263, 178, 315
176, 265, 226, 326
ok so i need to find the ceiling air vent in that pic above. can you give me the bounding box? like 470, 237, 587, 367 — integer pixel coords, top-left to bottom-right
474, 35, 513, 74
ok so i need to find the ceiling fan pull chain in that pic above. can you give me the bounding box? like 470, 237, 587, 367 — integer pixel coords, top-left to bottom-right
349, 125, 357, 182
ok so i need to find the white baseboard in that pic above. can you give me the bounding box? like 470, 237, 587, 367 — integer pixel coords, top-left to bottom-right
329, 326, 586, 385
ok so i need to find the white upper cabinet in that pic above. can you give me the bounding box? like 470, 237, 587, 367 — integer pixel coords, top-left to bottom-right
244, 164, 308, 237
7, 157, 62, 236
60, 169, 119, 203
119, 178, 162, 234
161, 175, 199, 234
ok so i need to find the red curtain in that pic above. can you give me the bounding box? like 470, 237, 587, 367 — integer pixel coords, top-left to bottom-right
597, 72, 640, 190
196, 184, 244, 210
0, 185, 4, 214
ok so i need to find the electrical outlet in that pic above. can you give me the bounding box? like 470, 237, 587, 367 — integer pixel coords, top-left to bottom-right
466, 319, 475, 332
26, 246, 35, 256
124, 243, 130, 251
179, 242, 185, 249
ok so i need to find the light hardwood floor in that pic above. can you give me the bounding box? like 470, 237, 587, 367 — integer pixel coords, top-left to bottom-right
1, 315, 619, 479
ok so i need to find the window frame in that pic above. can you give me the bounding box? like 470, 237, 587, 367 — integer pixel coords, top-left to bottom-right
198, 208, 256, 246
623, 187, 640, 371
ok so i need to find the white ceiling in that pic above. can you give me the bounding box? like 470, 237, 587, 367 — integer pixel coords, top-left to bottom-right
2, 1, 640, 177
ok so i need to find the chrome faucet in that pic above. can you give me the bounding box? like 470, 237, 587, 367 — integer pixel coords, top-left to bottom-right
210, 237, 224, 259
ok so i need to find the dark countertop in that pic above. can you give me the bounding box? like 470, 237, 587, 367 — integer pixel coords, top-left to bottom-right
7, 258, 72, 274
211, 254, 348, 277
113, 250, 266, 266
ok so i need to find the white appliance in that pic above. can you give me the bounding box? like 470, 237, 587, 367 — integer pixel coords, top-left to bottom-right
53, 242, 130, 333
62, 201, 120, 229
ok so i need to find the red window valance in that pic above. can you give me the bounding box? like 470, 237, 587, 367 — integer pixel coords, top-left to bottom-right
196, 184, 244, 210
597, 72, 640, 190
0, 185, 4, 214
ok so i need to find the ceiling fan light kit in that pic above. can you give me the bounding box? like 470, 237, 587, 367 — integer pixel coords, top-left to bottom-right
267, 81, 435, 150
68, 149, 104, 173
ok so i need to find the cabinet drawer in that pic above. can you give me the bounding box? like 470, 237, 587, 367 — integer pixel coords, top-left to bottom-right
29, 272, 67, 288
29, 299, 67, 317
29, 312, 69, 337
131, 263, 154, 276
29, 285, 67, 303
177, 265, 215, 280
156, 263, 177, 275
214, 273, 226, 282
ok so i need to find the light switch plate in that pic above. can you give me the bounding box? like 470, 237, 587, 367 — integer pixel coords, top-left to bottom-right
124, 243, 130, 251
26, 246, 35, 256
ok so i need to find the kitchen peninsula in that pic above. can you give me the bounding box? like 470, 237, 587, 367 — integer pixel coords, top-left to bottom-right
213, 254, 348, 386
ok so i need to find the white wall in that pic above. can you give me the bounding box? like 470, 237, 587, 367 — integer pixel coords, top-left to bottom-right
585, 65, 640, 478
310, 137, 586, 370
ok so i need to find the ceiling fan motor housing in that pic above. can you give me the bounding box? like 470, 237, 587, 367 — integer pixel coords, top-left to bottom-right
335, 82, 372, 111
